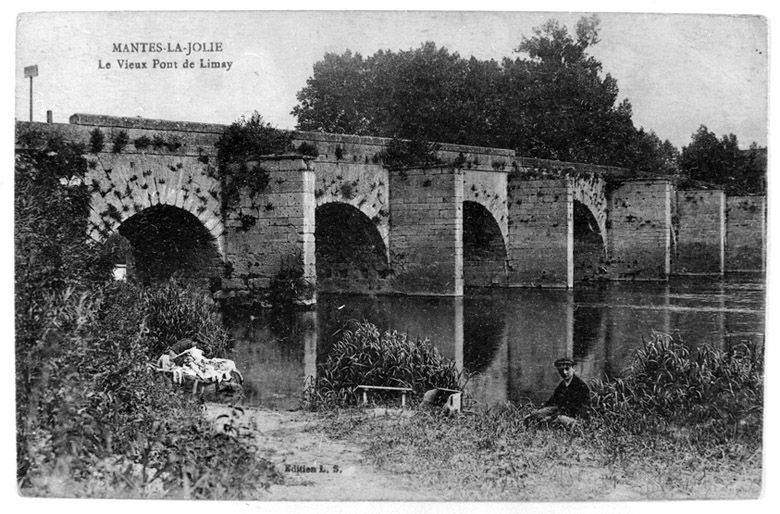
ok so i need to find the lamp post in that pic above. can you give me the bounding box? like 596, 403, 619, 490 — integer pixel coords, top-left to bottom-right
24, 65, 38, 122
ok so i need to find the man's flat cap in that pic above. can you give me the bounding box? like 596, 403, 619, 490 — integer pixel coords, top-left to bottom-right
554, 357, 575, 367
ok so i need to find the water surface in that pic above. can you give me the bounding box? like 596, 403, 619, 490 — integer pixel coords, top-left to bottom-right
225, 275, 765, 409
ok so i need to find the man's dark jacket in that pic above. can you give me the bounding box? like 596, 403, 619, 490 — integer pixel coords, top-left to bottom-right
544, 374, 590, 417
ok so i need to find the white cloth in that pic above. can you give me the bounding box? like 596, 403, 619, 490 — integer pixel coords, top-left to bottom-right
157, 347, 242, 384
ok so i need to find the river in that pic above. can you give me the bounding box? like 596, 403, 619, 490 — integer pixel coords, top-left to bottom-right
224, 275, 765, 410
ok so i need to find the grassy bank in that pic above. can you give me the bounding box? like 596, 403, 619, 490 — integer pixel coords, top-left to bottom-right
306, 325, 763, 500
314, 402, 761, 500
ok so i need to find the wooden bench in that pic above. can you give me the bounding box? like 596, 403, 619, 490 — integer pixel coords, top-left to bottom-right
357, 385, 413, 407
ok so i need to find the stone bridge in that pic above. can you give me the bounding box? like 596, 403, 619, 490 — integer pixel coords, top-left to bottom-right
16, 114, 766, 302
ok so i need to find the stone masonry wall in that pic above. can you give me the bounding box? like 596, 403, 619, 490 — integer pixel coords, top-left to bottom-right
506, 178, 571, 287
84, 152, 223, 250
674, 190, 725, 275
389, 166, 464, 295
726, 196, 766, 272
19, 115, 767, 298
608, 179, 672, 280
221, 157, 316, 302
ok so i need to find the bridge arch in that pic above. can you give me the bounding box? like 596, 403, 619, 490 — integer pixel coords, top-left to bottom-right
113, 204, 223, 289
568, 174, 609, 251
315, 200, 391, 292
573, 199, 608, 281
314, 165, 390, 254
463, 200, 508, 287
85, 154, 225, 257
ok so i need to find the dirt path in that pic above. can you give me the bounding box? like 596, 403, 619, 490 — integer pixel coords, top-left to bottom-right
204, 403, 439, 500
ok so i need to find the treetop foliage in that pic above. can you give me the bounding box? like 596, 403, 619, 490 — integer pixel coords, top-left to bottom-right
292, 16, 668, 169
679, 125, 765, 194
292, 16, 764, 193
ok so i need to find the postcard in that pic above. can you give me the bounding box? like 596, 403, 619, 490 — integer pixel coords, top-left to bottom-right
13, 10, 767, 504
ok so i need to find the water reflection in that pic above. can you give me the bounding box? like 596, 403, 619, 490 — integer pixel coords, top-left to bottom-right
225, 275, 765, 409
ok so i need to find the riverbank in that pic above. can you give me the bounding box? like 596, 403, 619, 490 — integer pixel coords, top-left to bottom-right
204, 403, 761, 501
204, 403, 442, 500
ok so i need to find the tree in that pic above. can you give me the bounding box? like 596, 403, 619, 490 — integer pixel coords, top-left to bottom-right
501, 15, 638, 165
678, 125, 765, 194
292, 16, 666, 169
292, 50, 372, 135
628, 129, 680, 175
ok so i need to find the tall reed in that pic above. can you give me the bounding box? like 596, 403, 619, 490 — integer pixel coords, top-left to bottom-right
589, 332, 763, 441
304, 320, 462, 408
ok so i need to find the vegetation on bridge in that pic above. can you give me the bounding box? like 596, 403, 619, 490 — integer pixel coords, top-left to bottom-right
212, 111, 293, 211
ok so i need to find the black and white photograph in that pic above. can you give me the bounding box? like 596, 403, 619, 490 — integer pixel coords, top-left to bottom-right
10, 6, 771, 507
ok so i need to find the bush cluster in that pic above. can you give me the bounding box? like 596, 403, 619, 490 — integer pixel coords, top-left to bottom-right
305, 321, 461, 408
213, 112, 293, 211
139, 279, 231, 358
378, 137, 440, 169
17, 282, 279, 498
589, 333, 763, 442
267, 251, 315, 310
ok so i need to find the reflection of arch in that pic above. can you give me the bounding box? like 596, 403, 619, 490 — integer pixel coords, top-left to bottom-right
463, 296, 506, 373
573, 200, 608, 282
572, 285, 607, 361
463, 201, 508, 287
117, 204, 223, 289
315, 201, 390, 293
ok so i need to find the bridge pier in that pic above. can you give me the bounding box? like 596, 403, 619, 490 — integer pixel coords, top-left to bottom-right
388, 166, 464, 295
673, 189, 726, 275
506, 177, 572, 287
725, 196, 766, 272
608, 178, 673, 280
222, 156, 316, 303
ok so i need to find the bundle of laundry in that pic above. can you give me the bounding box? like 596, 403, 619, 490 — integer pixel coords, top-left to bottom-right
156, 346, 243, 385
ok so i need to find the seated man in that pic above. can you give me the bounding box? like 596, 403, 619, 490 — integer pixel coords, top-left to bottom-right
524, 357, 590, 427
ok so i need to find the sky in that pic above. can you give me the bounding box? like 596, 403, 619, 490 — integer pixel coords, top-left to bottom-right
14, 11, 768, 150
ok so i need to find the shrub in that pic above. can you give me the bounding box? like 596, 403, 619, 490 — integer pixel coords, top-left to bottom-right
112, 130, 129, 153
267, 252, 314, 310
164, 136, 182, 152
304, 321, 461, 409
89, 128, 105, 153
17, 283, 279, 498
378, 137, 440, 169
139, 279, 231, 358
214, 112, 293, 211
589, 332, 763, 441
134, 135, 151, 150
296, 141, 319, 157
151, 134, 167, 149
